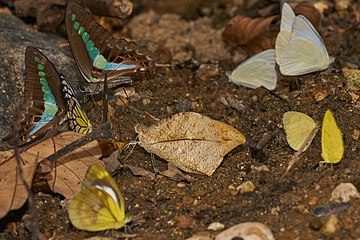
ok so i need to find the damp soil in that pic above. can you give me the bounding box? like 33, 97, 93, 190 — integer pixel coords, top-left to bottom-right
1, 1, 360, 239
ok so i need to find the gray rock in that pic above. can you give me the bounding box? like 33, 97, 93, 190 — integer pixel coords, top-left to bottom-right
0, 13, 84, 149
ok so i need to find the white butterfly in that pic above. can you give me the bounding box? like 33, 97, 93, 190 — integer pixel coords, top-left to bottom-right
275, 3, 295, 65
276, 3, 335, 76
227, 49, 277, 90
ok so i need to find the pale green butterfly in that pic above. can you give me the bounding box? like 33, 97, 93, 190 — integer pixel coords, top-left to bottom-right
276, 4, 334, 76
227, 49, 277, 90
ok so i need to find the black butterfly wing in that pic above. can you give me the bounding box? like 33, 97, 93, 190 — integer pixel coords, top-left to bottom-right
3, 47, 66, 147
65, 2, 158, 84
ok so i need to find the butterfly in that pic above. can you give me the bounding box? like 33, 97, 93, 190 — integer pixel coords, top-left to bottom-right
62, 77, 93, 135
275, 3, 295, 65
321, 110, 344, 164
68, 164, 131, 231
65, 2, 158, 91
227, 49, 277, 90
276, 3, 334, 76
3, 47, 67, 148
282, 111, 318, 152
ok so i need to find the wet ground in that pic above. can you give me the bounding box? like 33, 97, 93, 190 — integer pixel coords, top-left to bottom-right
0, 0, 360, 239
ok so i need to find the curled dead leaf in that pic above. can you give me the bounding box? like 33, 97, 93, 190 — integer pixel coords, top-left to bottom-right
243, 35, 276, 55
135, 112, 246, 176
223, 15, 278, 46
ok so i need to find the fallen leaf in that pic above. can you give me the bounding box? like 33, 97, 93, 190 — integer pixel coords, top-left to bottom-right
121, 164, 156, 179
0, 131, 104, 218
243, 35, 276, 55
223, 15, 278, 46
160, 163, 192, 182
135, 112, 246, 176
215, 222, 275, 240
43, 132, 103, 199
0, 150, 38, 218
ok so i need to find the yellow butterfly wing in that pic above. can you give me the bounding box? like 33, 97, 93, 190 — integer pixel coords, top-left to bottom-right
62, 77, 93, 135
321, 110, 344, 164
283, 111, 318, 151
68, 164, 131, 231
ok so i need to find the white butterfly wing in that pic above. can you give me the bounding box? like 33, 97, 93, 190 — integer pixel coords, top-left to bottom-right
275, 3, 295, 65
279, 15, 332, 76
229, 49, 277, 90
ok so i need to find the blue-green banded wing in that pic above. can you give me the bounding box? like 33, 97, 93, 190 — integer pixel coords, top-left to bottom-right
3, 47, 66, 147
65, 2, 158, 84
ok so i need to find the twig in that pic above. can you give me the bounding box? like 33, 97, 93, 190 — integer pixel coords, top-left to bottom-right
14, 147, 46, 240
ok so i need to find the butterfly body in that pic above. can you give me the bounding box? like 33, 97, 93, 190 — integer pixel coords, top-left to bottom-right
68, 164, 131, 231
3, 47, 67, 147
65, 2, 157, 87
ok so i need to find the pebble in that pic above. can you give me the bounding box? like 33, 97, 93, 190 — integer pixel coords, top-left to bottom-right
320, 215, 339, 235
208, 222, 225, 231
330, 182, 360, 203
237, 181, 256, 194
215, 222, 275, 240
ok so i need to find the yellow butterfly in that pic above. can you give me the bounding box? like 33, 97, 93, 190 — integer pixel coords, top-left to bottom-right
283, 111, 318, 152
68, 164, 131, 231
62, 77, 93, 135
321, 110, 344, 164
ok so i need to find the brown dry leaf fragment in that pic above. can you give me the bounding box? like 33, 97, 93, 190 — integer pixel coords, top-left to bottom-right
121, 164, 156, 179
0, 150, 38, 218
223, 15, 278, 46
98, 140, 126, 158
243, 35, 276, 55
43, 132, 103, 200
135, 112, 246, 176
295, 3, 321, 31
160, 163, 192, 182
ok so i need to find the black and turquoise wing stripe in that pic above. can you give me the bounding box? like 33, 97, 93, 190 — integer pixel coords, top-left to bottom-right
3, 47, 67, 147
65, 2, 158, 84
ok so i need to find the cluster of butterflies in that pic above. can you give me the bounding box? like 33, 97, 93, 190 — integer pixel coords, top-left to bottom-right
3, 2, 158, 232
4, 2, 158, 149
228, 3, 334, 90
283, 109, 344, 165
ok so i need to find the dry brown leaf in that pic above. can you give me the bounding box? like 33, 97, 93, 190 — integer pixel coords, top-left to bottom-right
295, 3, 321, 30
43, 132, 103, 200
98, 140, 127, 158
223, 15, 278, 46
0, 131, 103, 218
243, 35, 276, 55
135, 112, 246, 176
0, 150, 38, 218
